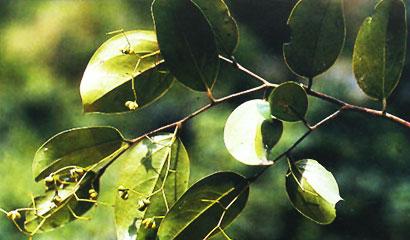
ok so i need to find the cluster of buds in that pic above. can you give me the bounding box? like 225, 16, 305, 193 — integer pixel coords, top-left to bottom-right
88, 189, 98, 200
69, 167, 85, 181
117, 185, 129, 200
141, 218, 156, 229
137, 198, 151, 211
125, 101, 138, 111
6, 210, 21, 221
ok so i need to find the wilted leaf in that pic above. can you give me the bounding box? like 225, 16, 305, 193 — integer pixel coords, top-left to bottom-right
192, 0, 239, 55
224, 99, 282, 165
152, 0, 219, 91
114, 134, 189, 240
24, 171, 101, 233
157, 172, 249, 240
33, 127, 129, 182
80, 30, 174, 113
286, 159, 342, 224
284, 0, 345, 78
269, 82, 308, 122
353, 0, 407, 100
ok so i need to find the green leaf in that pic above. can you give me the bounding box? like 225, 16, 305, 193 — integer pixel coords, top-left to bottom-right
114, 134, 190, 240
284, 0, 345, 78
261, 118, 284, 152
224, 99, 282, 165
33, 127, 129, 182
152, 0, 220, 91
24, 171, 101, 233
192, 0, 239, 55
286, 159, 342, 225
157, 172, 249, 240
353, 0, 407, 100
268, 82, 308, 122
80, 30, 174, 113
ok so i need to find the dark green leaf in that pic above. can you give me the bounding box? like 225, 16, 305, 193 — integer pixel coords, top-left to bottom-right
192, 0, 239, 55
157, 172, 249, 240
24, 171, 101, 233
261, 118, 283, 152
353, 0, 407, 100
80, 30, 174, 113
33, 127, 129, 182
224, 100, 278, 165
284, 0, 345, 78
268, 82, 308, 122
152, 0, 219, 91
286, 159, 342, 225
114, 134, 190, 240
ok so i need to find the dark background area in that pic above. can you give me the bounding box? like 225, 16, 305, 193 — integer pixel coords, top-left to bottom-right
0, 0, 409, 239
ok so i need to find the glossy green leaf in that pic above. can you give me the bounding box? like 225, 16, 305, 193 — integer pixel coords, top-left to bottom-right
114, 134, 190, 240
192, 0, 239, 55
80, 30, 174, 113
286, 159, 342, 224
224, 99, 282, 165
24, 171, 100, 233
284, 0, 345, 78
157, 172, 249, 240
33, 127, 129, 182
152, 0, 219, 91
268, 82, 308, 122
353, 0, 407, 100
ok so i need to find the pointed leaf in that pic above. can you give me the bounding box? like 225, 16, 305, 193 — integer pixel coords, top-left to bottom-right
286, 159, 342, 224
24, 171, 101, 233
284, 0, 345, 78
152, 0, 219, 91
157, 172, 249, 240
114, 134, 190, 240
33, 127, 129, 182
192, 0, 239, 55
268, 82, 308, 122
353, 0, 407, 100
80, 30, 174, 113
224, 99, 282, 165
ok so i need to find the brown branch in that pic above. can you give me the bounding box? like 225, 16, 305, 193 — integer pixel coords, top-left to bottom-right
219, 55, 410, 129
130, 85, 267, 143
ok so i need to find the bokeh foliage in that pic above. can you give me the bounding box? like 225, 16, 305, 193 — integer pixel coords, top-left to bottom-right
0, 0, 410, 239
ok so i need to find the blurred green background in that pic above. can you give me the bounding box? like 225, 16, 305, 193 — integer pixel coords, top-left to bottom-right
1, 0, 410, 239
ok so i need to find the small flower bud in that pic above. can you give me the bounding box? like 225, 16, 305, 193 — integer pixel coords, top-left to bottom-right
125, 101, 138, 110
7, 210, 21, 221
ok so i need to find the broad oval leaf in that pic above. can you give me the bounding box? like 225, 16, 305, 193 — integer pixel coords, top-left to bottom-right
284, 0, 345, 78
192, 0, 239, 55
157, 172, 249, 240
224, 99, 283, 165
114, 134, 190, 240
268, 82, 308, 122
286, 159, 342, 224
33, 127, 129, 182
152, 0, 220, 91
353, 0, 407, 100
80, 30, 174, 113
24, 171, 101, 233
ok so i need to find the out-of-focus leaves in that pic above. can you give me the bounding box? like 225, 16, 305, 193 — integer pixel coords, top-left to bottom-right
269, 82, 308, 122
157, 172, 249, 240
224, 99, 281, 165
192, 0, 239, 55
286, 159, 342, 224
152, 0, 219, 91
24, 171, 101, 233
284, 0, 345, 78
80, 30, 174, 113
353, 0, 407, 101
33, 127, 129, 182
114, 134, 189, 240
